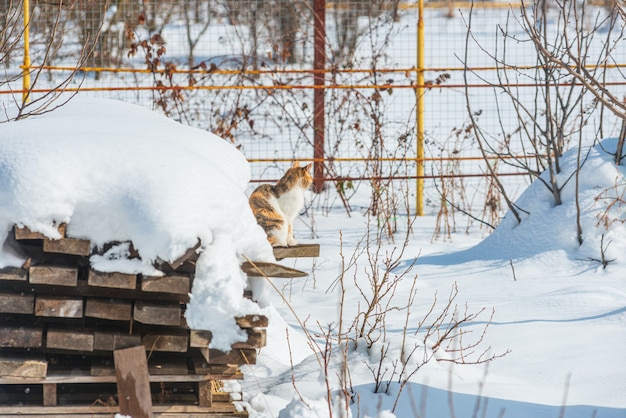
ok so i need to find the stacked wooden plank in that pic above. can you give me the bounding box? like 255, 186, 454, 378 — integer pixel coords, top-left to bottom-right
0, 224, 318, 418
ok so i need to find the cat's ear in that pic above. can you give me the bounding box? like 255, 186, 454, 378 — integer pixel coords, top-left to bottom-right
292, 161, 300, 168
304, 163, 313, 172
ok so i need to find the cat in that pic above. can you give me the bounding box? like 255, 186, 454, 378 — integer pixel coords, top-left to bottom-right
249, 162, 313, 247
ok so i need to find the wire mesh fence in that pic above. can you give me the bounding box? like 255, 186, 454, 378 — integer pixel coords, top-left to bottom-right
1, 0, 625, 222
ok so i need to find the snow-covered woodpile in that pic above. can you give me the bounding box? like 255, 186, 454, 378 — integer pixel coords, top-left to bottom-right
0, 224, 318, 417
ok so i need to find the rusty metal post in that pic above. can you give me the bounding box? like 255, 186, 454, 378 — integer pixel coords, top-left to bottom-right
313, 0, 326, 193
22, 0, 31, 103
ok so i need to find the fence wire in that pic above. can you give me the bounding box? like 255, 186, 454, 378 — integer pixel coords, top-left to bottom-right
1, 0, 625, 217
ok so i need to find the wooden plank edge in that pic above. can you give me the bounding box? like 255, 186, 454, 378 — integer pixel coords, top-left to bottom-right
241, 261, 307, 278
273, 243, 320, 260
0, 404, 245, 416
0, 372, 244, 385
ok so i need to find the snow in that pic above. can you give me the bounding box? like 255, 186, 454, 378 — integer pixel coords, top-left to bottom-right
3, 97, 624, 417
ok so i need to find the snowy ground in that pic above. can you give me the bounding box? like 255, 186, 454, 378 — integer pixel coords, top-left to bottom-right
244, 146, 626, 418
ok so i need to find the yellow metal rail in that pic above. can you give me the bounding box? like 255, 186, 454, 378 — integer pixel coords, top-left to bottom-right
416, 0, 425, 216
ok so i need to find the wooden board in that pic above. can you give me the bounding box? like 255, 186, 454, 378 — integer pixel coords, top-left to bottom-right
88, 270, 137, 290
85, 298, 132, 321
29, 265, 78, 287
190, 329, 266, 350
0, 404, 245, 417
47, 329, 94, 352
232, 328, 267, 349
0, 292, 35, 314
142, 331, 189, 353
241, 261, 307, 278
14, 224, 66, 240
148, 358, 188, 375
35, 296, 83, 318
114, 346, 153, 418
134, 301, 181, 326
207, 348, 257, 365
192, 356, 242, 378
43, 237, 91, 256
93, 357, 189, 377
198, 380, 213, 407
0, 267, 28, 282
235, 314, 268, 328
273, 243, 320, 260
141, 274, 190, 295
0, 326, 43, 348
93, 331, 141, 352
165, 239, 201, 270
0, 357, 47, 379
43, 383, 57, 406
189, 330, 211, 348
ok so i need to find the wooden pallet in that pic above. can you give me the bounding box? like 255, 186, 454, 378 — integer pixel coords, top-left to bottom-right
0, 226, 272, 417
0, 225, 318, 416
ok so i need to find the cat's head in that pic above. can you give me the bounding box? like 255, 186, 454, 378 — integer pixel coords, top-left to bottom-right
291, 161, 313, 189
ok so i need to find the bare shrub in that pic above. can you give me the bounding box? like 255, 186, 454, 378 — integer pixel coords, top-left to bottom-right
462, 1, 626, 230
1, 1, 102, 122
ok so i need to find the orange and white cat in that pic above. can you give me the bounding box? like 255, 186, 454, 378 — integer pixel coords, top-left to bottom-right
249, 162, 313, 247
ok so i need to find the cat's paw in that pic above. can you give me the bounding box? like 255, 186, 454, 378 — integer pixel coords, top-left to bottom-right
287, 238, 298, 246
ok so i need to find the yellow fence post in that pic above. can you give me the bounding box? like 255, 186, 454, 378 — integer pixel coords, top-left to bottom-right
22, 0, 31, 103
416, 0, 425, 216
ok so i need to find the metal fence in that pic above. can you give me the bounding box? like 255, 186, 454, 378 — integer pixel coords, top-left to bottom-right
2, 0, 625, 220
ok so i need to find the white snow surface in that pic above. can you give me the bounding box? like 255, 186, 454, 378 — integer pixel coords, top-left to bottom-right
0, 97, 274, 350
242, 140, 626, 417
1, 99, 626, 417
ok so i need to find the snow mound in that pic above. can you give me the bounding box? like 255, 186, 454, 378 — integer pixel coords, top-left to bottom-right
0, 97, 274, 350
422, 138, 626, 265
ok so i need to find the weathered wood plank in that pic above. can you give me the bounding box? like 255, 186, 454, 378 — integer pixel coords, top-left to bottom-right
35, 296, 83, 318
0, 326, 43, 348
192, 356, 242, 378
198, 380, 213, 407
273, 243, 320, 260
0, 404, 243, 416
43, 383, 57, 406
148, 358, 188, 375
93, 331, 141, 351
0, 371, 244, 385
114, 346, 153, 418
164, 239, 201, 270
190, 329, 267, 349
207, 348, 257, 365
85, 298, 132, 321
43, 237, 91, 256
0, 357, 47, 379
29, 265, 78, 287
134, 301, 181, 326
235, 314, 268, 328
92, 357, 189, 376
141, 331, 189, 353
141, 274, 190, 295
47, 329, 94, 352
88, 270, 137, 290
232, 328, 267, 349
0, 266, 28, 281
189, 330, 211, 348
0, 292, 34, 314
241, 261, 307, 278
14, 224, 66, 240
90, 360, 115, 377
